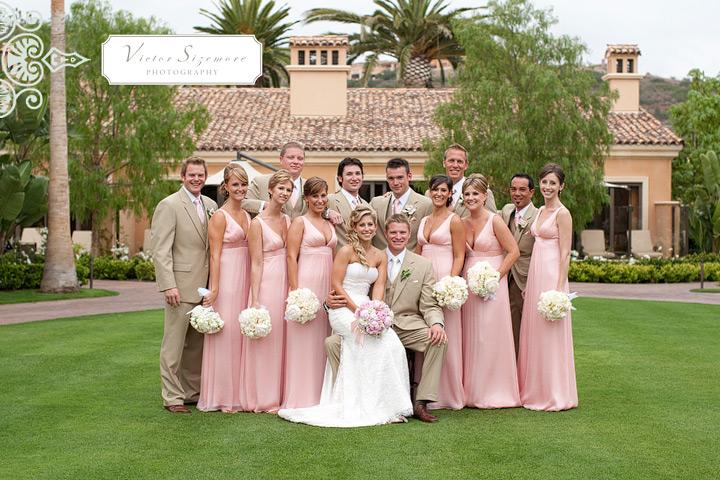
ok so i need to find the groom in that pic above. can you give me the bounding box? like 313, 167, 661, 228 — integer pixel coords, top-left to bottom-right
326, 214, 447, 423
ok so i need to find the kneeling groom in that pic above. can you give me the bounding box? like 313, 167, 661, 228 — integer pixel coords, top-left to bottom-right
326, 214, 447, 423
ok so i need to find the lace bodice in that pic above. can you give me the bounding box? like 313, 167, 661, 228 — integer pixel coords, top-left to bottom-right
342, 262, 379, 297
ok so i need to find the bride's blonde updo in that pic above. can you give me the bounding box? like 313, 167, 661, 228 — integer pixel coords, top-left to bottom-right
347, 205, 377, 267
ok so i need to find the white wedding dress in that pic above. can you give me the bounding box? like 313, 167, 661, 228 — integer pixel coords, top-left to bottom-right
278, 263, 413, 427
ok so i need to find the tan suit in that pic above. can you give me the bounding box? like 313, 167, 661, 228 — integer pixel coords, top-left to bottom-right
326, 250, 446, 402
242, 173, 307, 219
327, 190, 371, 248
151, 188, 218, 406
500, 202, 538, 357
370, 190, 432, 251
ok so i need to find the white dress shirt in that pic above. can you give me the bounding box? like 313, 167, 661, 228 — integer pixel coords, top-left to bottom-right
451, 177, 466, 207
341, 188, 361, 209
386, 248, 407, 282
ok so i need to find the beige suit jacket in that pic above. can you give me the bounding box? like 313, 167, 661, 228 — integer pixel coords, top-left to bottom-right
385, 250, 444, 331
500, 202, 538, 290
370, 190, 432, 251
327, 191, 371, 248
242, 173, 307, 219
151, 189, 218, 304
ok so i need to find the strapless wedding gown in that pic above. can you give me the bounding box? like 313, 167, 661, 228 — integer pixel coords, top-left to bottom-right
278, 263, 413, 427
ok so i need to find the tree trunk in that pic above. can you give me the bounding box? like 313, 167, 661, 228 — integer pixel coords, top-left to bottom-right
41, 0, 78, 292
403, 55, 433, 88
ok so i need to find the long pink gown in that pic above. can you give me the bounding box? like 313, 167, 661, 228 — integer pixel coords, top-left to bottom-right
198, 209, 251, 412
517, 206, 578, 411
418, 213, 464, 410
462, 214, 521, 408
240, 215, 289, 413
282, 217, 336, 408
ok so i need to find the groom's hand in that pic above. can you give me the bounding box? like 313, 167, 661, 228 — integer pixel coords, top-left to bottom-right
428, 324, 447, 346
325, 290, 348, 309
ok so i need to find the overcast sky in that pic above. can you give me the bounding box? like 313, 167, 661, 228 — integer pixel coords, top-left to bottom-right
20, 0, 720, 78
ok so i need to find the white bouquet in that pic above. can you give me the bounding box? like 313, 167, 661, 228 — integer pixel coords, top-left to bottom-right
537, 290, 578, 321
284, 288, 320, 324
466, 261, 501, 301
432, 275, 469, 310
187, 305, 224, 334
238, 307, 272, 339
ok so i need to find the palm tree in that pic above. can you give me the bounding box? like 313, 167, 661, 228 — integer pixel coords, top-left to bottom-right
195, 0, 297, 87
305, 0, 477, 87
41, 0, 78, 293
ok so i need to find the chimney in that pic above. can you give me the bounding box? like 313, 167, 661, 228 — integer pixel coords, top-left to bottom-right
287, 35, 351, 117
602, 44, 643, 112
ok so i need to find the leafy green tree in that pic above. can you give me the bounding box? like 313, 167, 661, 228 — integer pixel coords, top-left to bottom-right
0, 100, 49, 248
669, 70, 720, 250
65, 0, 209, 254
195, 0, 297, 87
305, 0, 474, 87
425, 0, 614, 230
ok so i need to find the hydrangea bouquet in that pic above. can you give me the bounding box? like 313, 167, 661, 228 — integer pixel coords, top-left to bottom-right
284, 288, 320, 324
537, 290, 578, 321
432, 275, 469, 310
187, 305, 224, 334
238, 307, 272, 339
353, 300, 394, 337
466, 261, 501, 301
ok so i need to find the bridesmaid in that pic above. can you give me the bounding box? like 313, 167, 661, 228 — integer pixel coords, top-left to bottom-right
417, 174, 466, 410
517, 163, 578, 411
283, 177, 337, 408
461, 174, 521, 408
198, 163, 251, 413
242, 169, 294, 413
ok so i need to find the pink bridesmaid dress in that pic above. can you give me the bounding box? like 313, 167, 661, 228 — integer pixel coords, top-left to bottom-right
517, 206, 578, 411
418, 213, 464, 410
240, 215, 289, 413
282, 217, 336, 408
198, 209, 251, 412
462, 214, 520, 408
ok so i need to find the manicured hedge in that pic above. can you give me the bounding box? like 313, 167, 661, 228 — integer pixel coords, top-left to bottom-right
0, 261, 90, 290
569, 260, 720, 284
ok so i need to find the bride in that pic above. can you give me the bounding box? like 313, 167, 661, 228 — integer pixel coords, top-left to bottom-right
278, 206, 413, 427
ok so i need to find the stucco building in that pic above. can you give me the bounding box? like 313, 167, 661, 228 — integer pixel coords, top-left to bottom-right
121, 37, 681, 256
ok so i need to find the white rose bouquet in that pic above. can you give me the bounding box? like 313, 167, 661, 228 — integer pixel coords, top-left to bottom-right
432, 275, 469, 310
466, 261, 501, 301
187, 305, 224, 334
238, 307, 272, 339
285, 288, 320, 324
537, 290, 578, 321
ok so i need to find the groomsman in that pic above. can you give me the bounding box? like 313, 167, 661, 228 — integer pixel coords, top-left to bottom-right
500, 173, 538, 357
326, 214, 447, 423
243, 141, 307, 219
327, 157, 371, 248
432, 143, 497, 217
151, 157, 218, 413
371, 158, 432, 251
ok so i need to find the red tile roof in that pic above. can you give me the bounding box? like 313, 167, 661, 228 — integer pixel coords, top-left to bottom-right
606, 44, 641, 56
289, 35, 349, 47
175, 87, 681, 152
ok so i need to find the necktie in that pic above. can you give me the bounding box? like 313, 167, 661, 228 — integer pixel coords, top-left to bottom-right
515, 211, 520, 225
452, 188, 459, 207
388, 257, 398, 282
290, 186, 300, 208
393, 198, 402, 215
194, 198, 205, 224
351, 198, 358, 210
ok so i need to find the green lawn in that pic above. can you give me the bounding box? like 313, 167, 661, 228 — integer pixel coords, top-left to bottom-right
690, 288, 720, 293
0, 299, 718, 479
0, 288, 117, 304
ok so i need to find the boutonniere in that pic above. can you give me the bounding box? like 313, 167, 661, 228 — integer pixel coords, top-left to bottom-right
517, 217, 528, 229
400, 268, 412, 281
206, 207, 215, 218
401, 204, 417, 220
457, 195, 464, 207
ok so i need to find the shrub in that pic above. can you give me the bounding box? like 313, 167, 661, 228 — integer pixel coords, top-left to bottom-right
0, 261, 89, 290
655, 263, 699, 283
134, 260, 155, 281
92, 256, 135, 280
